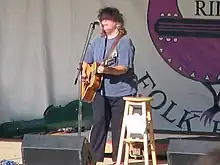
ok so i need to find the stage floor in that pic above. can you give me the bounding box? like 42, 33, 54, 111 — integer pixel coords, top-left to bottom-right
0, 131, 213, 165
0, 132, 211, 164
0, 132, 169, 165
0, 140, 167, 165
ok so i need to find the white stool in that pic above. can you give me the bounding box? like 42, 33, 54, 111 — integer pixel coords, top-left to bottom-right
116, 96, 157, 165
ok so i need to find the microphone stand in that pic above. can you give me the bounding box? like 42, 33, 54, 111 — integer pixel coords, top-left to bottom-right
74, 22, 97, 136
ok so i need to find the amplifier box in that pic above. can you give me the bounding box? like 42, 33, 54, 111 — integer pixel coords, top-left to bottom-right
21, 134, 96, 165
167, 138, 220, 165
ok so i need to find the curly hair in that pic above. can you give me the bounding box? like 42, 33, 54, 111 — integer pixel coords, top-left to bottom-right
97, 7, 127, 36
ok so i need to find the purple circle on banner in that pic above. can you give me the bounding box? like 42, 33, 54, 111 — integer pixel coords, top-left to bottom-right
147, 0, 220, 83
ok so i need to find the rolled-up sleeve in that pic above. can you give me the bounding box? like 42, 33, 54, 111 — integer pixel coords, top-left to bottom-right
117, 37, 135, 68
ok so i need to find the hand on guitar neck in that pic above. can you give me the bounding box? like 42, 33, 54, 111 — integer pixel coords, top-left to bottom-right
81, 62, 90, 83
81, 71, 88, 82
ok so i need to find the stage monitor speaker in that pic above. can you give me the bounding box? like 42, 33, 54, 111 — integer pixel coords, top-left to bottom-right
21, 134, 96, 165
167, 138, 220, 165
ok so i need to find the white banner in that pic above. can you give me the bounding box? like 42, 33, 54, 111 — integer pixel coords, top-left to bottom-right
0, 0, 219, 135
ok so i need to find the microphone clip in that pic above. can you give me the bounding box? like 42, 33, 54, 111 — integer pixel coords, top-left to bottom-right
91, 21, 99, 29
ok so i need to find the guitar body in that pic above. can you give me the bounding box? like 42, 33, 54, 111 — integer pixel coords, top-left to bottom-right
81, 62, 103, 103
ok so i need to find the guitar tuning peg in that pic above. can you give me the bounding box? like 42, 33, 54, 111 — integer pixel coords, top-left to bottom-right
173, 38, 178, 42
166, 37, 171, 42
160, 13, 165, 17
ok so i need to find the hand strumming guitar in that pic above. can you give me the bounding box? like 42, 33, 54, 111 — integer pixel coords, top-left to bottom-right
97, 62, 105, 74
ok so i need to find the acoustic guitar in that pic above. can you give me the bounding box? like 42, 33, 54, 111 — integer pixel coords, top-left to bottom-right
81, 56, 116, 103
81, 33, 124, 103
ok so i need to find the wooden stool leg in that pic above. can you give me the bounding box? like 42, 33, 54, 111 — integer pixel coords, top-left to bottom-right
143, 133, 149, 165
116, 101, 129, 165
124, 142, 130, 165
147, 102, 157, 165
124, 104, 134, 165
142, 102, 149, 165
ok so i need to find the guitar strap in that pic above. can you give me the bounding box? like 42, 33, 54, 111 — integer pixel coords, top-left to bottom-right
99, 33, 124, 96
103, 33, 125, 63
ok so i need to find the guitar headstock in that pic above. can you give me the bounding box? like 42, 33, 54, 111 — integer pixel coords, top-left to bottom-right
104, 51, 117, 66
156, 12, 180, 43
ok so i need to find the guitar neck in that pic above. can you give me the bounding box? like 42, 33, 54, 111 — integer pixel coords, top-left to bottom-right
155, 17, 220, 38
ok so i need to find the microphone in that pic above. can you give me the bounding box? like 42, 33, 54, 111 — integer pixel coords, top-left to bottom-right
92, 20, 100, 25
